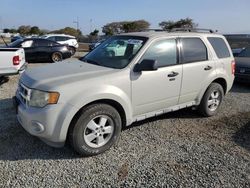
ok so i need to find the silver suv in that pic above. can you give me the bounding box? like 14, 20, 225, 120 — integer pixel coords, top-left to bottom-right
14, 30, 235, 156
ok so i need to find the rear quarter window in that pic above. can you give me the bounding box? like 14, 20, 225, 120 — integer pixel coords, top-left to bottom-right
208, 37, 231, 58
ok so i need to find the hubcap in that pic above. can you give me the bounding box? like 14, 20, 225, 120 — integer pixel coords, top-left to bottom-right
83, 115, 114, 148
52, 53, 61, 62
207, 90, 220, 111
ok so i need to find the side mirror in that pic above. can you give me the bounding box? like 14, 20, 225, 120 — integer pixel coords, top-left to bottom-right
134, 59, 158, 72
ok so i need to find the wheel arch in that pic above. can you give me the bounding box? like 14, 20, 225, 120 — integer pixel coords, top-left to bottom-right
197, 77, 228, 105
66, 99, 128, 143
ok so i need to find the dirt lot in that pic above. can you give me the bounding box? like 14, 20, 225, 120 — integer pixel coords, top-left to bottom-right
0, 61, 250, 187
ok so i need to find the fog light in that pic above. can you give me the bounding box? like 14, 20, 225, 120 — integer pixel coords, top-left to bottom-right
31, 121, 45, 134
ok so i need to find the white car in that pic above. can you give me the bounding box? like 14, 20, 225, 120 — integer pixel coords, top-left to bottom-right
41, 34, 79, 55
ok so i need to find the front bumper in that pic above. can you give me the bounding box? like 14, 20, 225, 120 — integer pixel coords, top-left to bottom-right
13, 96, 77, 148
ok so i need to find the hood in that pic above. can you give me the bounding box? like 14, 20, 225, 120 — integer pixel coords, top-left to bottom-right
235, 57, 250, 68
20, 59, 115, 90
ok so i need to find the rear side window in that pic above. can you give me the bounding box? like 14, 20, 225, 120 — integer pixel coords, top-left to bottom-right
34, 39, 49, 46
47, 36, 56, 41
208, 37, 231, 58
142, 39, 177, 67
181, 38, 208, 63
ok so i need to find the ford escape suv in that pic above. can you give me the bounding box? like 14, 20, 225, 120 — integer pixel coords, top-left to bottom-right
14, 29, 235, 156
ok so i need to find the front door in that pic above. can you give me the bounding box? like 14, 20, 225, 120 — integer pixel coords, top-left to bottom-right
131, 38, 182, 116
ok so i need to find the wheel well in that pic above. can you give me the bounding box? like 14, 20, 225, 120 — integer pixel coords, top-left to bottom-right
68, 99, 127, 137
212, 78, 227, 94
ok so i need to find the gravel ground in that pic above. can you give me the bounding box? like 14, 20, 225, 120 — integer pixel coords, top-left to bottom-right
0, 62, 250, 187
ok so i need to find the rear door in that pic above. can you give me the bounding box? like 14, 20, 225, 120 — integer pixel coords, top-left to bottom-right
178, 37, 216, 104
132, 38, 183, 116
33, 39, 51, 61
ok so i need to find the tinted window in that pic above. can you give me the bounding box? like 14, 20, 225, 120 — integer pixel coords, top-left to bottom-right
238, 47, 250, 57
181, 38, 207, 63
55, 36, 67, 41
208, 37, 231, 58
34, 39, 49, 46
49, 41, 59, 46
141, 39, 177, 67
47, 36, 56, 41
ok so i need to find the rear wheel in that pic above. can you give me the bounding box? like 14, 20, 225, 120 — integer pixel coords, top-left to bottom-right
198, 83, 224, 117
69, 103, 122, 156
51, 52, 63, 62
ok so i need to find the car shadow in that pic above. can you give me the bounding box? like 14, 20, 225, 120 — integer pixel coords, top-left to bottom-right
233, 120, 250, 152
123, 108, 201, 131
0, 98, 80, 161
231, 82, 250, 93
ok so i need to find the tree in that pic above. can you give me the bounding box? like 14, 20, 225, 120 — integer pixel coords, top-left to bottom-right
89, 29, 99, 42
102, 20, 150, 35
90, 29, 99, 36
18, 25, 31, 35
102, 22, 123, 36
123, 20, 150, 33
51, 27, 81, 37
159, 18, 198, 31
30, 26, 40, 35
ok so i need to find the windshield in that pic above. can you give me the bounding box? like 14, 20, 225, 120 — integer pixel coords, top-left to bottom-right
8, 39, 23, 47
80, 36, 148, 69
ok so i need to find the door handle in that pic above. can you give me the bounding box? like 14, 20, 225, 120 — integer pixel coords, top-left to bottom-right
168, 71, 179, 77
204, 65, 212, 71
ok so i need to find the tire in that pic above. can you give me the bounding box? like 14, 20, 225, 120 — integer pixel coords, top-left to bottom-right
69, 103, 122, 156
51, 52, 63, 62
198, 83, 224, 117
68, 47, 76, 56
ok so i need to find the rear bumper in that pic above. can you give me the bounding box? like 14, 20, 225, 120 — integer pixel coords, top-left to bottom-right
0, 62, 27, 76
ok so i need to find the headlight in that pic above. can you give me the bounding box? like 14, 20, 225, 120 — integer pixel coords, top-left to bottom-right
29, 89, 60, 108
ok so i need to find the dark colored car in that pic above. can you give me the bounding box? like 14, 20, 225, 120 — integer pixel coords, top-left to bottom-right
235, 47, 250, 82
8, 38, 72, 63
232, 48, 245, 57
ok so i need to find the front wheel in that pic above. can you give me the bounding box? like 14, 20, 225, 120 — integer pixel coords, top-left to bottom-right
69, 104, 122, 156
198, 83, 224, 117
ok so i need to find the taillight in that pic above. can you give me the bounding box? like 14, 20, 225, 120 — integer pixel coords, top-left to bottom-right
13, 55, 20, 66
231, 60, 235, 75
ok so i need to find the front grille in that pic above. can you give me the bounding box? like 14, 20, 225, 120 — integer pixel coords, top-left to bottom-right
17, 82, 31, 106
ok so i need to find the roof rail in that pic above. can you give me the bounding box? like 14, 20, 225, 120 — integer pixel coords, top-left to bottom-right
170, 28, 217, 33
140, 29, 165, 32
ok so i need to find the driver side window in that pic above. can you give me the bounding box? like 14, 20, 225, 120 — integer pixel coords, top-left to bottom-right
141, 39, 177, 68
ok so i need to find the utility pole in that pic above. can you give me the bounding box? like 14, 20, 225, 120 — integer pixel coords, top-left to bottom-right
0, 16, 3, 31
73, 17, 79, 31
90, 19, 93, 33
